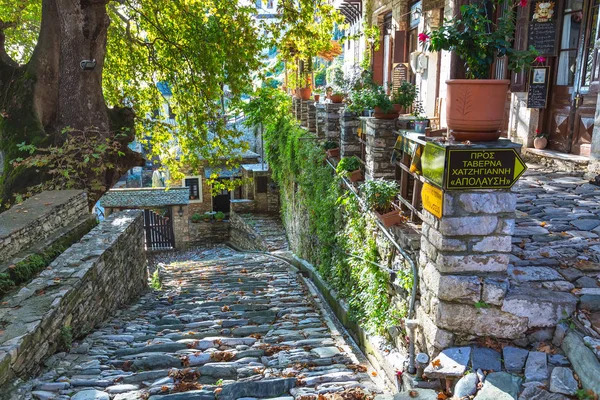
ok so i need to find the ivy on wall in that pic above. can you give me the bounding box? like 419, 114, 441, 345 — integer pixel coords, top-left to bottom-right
254, 89, 411, 334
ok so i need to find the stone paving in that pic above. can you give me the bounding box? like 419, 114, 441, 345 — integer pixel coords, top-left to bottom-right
8, 246, 385, 400
511, 164, 600, 339
236, 214, 289, 252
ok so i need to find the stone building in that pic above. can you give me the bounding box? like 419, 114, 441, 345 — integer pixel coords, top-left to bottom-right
335, 0, 600, 174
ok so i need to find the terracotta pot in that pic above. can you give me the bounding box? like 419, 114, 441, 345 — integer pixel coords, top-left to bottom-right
392, 104, 406, 114
446, 79, 510, 141
314, 94, 320, 102
298, 87, 311, 101
534, 136, 548, 149
349, 169, 363, 182
330, 94, 344, 103
326, 148, 340, 158
373, 107, 399, 120
376, 210, 403, 228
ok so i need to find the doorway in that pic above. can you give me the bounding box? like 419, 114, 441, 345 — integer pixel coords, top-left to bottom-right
546, 0, 600, 156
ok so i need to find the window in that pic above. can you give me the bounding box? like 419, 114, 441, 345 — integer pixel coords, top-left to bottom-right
256, 176, 268, 193
183, 177, 202, 201
557, 0, 584, 86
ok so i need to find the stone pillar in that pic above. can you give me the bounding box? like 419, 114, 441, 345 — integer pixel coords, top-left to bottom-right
316, 103, 326, 138
293, 97, 301, 120
299, 100, 311, 130
364, 118, 397, 180
417, 191, 521, 354
507, 92, 539, 149
323, 103, 344, 141
171, 205, 190, 250
305, 100, 317, 133
340, 111, 361, 158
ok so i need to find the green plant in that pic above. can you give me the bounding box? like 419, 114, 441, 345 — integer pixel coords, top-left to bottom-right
191, 212, 202, 223
347, 84, 393, 114
214, 211, 225, 220
424, 2, 538, 79
474, 301, 490, 309
391, 81, 418, 109
535, 129, 549, 138
150, 269, 162, 290
336, 156, 361, 174
575, 389, 598, 400
360, 179, 399, 214
203, 212, 213, 221
59, 326, 73, 352
260, 93, 409, 334
323, 140, 339, 150
412, 100, 427, 121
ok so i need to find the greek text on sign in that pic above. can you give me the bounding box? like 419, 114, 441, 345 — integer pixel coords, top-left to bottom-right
446, 149, 527, 190
422, 183, 443, 219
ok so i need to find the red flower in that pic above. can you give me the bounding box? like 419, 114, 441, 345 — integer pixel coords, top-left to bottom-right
418, 33, 430, 43
519, 0, 527, 6
535, 129, 539, 134
534, 56, 546, 63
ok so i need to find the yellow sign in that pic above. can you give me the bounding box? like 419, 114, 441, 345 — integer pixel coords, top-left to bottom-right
422, 183, 443, 219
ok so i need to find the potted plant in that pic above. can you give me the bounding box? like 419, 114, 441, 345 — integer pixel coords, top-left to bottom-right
533, 130, 549, 149
214, 211, 226, 221
191, 212, 202, 223
203, 212, 213, 222
360, 179, 403, 227
391, 81, 418, 114
336, 156, 363, 182
412, 100, 428, 133
372, 85, 398, 119
323, 140, 340, 158
424, 1, 538, 141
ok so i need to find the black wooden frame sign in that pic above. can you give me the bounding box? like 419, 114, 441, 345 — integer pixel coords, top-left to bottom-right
527, 66, 550, 108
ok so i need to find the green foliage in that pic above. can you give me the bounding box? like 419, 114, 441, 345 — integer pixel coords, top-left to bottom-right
391, 81, 418, 109
474, 301, 491, 309
336, 157, 361, 174
150, 269, 162, 291
425, 3, 538, 79
360, 179, 399, 214
323, 141, 339, 150
575, 389, 598, 400
203, 212, 213, 220
214, 211, 225, 220
191, 212, 202, 223
347, 84, 393, 114
1, 0, 269, 201
59, 326, 73, 352
262, 92, 409, 335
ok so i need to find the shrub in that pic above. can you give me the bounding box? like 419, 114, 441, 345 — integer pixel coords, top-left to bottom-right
191, 212, 202, 223
323, 140, 339, 150
214, 211, 225, 220
336, 156, 361, 174
391, 81, 418, 109
360, 179, 399, 214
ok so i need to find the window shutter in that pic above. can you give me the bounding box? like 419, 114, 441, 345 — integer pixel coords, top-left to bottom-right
393, 31, 407, 63
511, 4, 529, 92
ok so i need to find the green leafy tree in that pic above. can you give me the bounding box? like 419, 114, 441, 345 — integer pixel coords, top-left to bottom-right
0, 0, 266, 208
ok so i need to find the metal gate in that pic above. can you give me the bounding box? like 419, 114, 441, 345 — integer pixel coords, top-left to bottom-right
143, 209, 175, 251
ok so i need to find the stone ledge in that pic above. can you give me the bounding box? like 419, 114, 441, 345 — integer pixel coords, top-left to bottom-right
0, 210, 146, 386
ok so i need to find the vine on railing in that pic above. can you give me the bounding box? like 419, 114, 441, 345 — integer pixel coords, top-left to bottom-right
253, 89, 412, 334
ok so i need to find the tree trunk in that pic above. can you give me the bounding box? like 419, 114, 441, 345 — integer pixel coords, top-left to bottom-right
0, 0, 143, 208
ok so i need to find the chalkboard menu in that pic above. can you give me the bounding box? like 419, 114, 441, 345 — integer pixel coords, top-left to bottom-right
527, 66, 550, 108
528, 0, 558, 56
392, 64, 408, 91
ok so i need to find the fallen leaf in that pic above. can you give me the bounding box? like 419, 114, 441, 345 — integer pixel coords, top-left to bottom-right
540, 221, 547, 227
409, 390, 419, 398
432, 358, 442, 368
437, 393, 448, 400
371, 371, 377, 377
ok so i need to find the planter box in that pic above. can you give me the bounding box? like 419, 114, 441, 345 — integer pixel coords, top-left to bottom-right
326, 148, 340, 158
349, 169, 363, 182
375, 210, 403, 227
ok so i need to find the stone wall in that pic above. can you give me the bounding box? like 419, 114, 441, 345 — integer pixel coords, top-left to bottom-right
189, 220, 231, 245
364, 118, 398, 180
0, 210, 146, 386
340, 112, 362, 159
0, 191, 88, 264
229, 211, 270, 252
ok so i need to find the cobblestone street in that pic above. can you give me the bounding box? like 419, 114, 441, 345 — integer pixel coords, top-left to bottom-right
9, 247, 386, 400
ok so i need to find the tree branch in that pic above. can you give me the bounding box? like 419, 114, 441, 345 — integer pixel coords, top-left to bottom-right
0, 20, 19, 68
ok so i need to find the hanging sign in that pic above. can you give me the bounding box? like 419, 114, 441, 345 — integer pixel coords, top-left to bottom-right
527, 66, 550, 108
528, 0, 558, 56
422, 183, 443, 219
445, 149, 527, 190
392, 64, 409, 91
